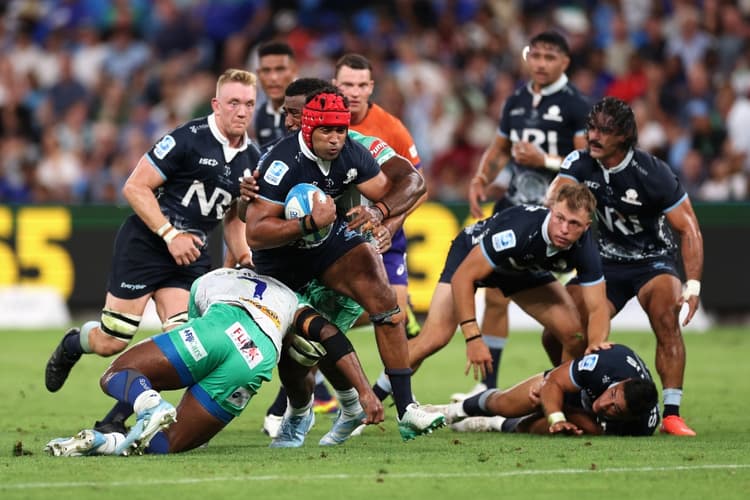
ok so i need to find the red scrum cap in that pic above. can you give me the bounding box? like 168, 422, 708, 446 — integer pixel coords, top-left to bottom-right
301, 92, 350, 149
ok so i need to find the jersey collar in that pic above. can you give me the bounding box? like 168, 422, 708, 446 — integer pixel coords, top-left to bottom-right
597, 148, 634, 183
263, 100, 284, 126
208, 113, 251, 163
298, 133, 333, 175
527, 73, 568, 102
541, 210, 571, 256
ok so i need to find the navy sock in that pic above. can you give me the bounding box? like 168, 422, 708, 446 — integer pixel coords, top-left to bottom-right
104, 369, 152, 405
482, 347, 503, 389
99, 401, 133, 425
313, 381, 333, 401
663, 404, 680, 417
462, 391, 494, 417
501, 417, 522, 433
267, 386, 288, 416
386, 368, 413, 418
62, 330, 84, 359
145, 431, 169, 454
373, 383, 390, 402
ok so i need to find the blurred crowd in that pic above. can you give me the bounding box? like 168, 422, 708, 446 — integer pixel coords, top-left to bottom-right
1, 0, 749, 204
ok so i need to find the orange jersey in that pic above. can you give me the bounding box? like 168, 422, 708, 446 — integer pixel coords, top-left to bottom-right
350, 103, 421, 169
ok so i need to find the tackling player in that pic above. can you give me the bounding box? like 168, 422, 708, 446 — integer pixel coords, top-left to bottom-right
45, 267, 384, 456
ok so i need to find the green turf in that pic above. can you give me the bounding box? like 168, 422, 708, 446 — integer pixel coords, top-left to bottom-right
1, 326, 748, 500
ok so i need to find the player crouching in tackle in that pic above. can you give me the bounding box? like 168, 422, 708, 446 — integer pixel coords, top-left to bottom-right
45, 268, 384, 456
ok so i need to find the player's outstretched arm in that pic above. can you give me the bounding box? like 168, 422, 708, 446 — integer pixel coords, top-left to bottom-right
666, 198, 704, 326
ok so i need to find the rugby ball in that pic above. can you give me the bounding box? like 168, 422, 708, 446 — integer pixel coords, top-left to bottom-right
284, 183, 332, 247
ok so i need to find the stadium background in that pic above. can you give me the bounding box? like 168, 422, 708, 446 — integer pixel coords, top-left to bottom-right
0, 0, 748, 325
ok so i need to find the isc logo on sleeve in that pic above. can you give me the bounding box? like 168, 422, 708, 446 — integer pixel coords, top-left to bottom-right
491, 229, 516, 251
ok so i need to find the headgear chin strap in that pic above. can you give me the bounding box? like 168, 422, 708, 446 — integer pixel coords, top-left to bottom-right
301, 93, 350, 149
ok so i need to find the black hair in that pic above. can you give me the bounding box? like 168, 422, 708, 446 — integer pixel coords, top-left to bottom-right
257, 41, 295, 59
529, 31, 570, 56
335, 53, 373, 74
285, 78, 329, 98
622, 378, 658, 417
587, 96, 639, 150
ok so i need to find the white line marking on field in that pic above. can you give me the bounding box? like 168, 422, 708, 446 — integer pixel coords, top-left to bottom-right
2, 463, 749, 490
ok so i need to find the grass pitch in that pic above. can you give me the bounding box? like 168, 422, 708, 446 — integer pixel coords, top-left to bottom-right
1, 326, 748, 500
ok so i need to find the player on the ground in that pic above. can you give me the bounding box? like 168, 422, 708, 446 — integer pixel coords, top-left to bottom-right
545, 96, 704, 436
45, 267, 384, 456
253, 41, 297, 150
244, 87, 444, 442
333, 53, 426, 339
44, 69, 260, 428
430, 344, 660, 436
458, 31, 590, 400
371, 183, 610, 400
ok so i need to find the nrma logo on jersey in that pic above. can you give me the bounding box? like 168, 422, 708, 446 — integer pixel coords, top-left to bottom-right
181, 182, 233, 218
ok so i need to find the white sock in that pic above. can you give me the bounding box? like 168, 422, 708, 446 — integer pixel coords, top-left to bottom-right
286, 397, 313, 416
375, 371, 391, 393
335, 388, 362, 418
663, 388, 683, 407
133, 389, 161, 414
94, 432, 127, 455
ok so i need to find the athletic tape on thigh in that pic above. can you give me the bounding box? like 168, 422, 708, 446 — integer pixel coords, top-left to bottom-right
100, 308, 141, 341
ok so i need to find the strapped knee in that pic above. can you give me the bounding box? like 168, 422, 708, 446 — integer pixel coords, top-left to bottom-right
100, 308, 141, 344
288, 307, 355, 366
162, 311, 188, 331
370, 305, 404, 326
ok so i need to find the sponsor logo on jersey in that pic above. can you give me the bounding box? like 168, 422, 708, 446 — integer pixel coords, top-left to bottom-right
119, 281, 147, 291
620, 188, 642, 206
543, 105, 563, 122
226, 322, 264, 369
264, 160, 288, 185
491, 229, 517, 251
189, 124, 208, 134
225, 386, 252, 410
198, 157, 219, 167
578, 353, 599, 371
584, 180, 600, 190
369, 139, 387, 157
510, 107, 525, 116
153, 135, 176, 160
238, 297, 281, 329
179, 327, 207, 362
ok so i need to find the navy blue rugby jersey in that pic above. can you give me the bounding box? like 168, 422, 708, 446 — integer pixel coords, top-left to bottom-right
559, 148, 687, 262
499, 76, 590, 205
568, 344, 660, 436
256, 132, 381, 206
477, 205, 603, 284
146, 115, 261, 236
254, 99, 286, 151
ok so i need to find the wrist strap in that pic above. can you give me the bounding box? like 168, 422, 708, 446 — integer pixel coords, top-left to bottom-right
459, 318, 477, 327
162, 228, 179, 245
547, 411, 566, 426
374, 201, 391, 220
465, 334, 482, 343
156, 222, 172, 237
682, 279, 701, 300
